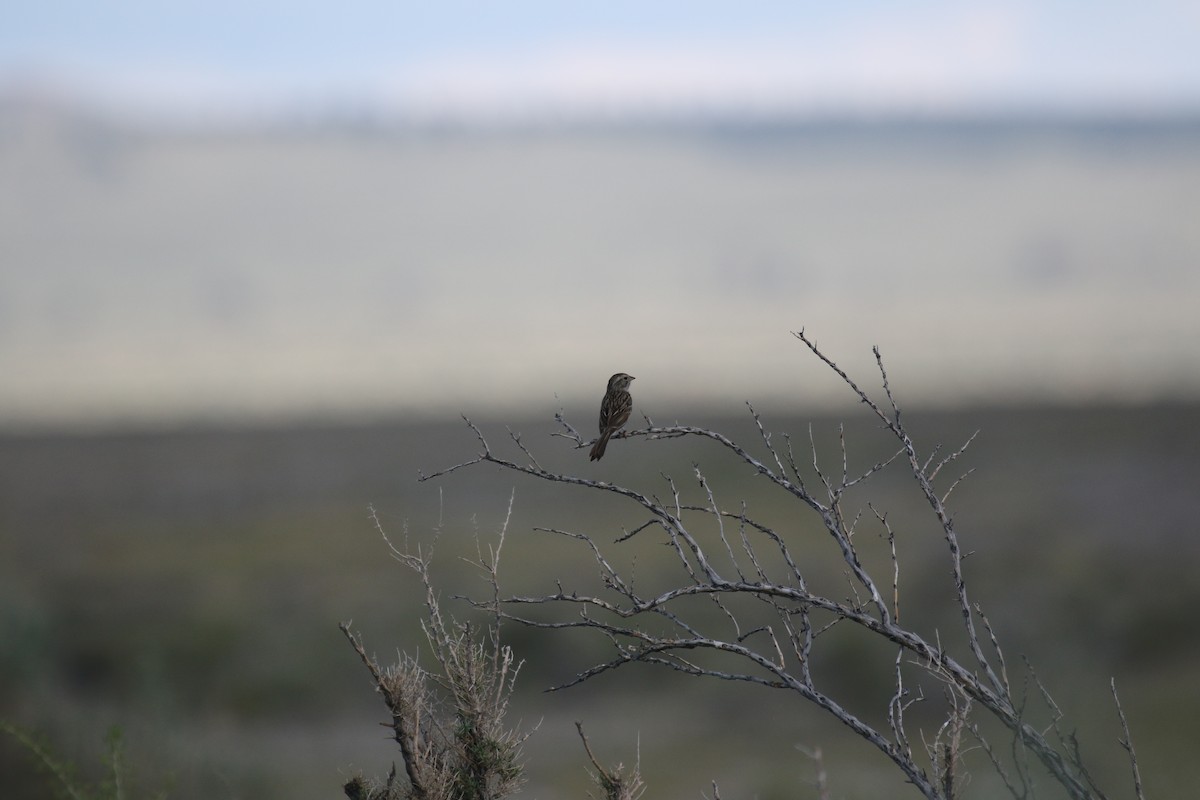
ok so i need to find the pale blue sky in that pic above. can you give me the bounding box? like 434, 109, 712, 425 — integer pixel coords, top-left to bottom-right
4, 2, 1200, 117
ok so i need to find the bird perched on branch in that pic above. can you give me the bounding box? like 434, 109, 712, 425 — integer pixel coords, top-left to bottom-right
590, 372, 635, 461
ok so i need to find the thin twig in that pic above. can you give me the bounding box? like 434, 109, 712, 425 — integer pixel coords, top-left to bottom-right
1111, 678, 1146, 800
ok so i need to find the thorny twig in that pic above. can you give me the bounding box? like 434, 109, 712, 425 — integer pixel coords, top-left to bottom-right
418, 333, 1145, 800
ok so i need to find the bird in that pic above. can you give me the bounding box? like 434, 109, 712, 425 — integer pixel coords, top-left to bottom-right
590, 372, 635, 461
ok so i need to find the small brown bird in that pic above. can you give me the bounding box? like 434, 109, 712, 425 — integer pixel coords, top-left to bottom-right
590, 372, 635, 461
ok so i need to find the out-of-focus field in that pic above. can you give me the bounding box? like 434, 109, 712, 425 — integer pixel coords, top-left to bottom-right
1, 403, 1198, 798
4, 114, 1200, 426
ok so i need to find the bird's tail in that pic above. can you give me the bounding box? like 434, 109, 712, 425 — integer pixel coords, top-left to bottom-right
589, 431, 612, 461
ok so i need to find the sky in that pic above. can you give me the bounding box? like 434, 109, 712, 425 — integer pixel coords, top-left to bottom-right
4, 2, 1200, 119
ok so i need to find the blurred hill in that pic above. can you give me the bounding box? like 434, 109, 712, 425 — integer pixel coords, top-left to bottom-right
3, 98, 1200, 428
1, 403, 1198, 798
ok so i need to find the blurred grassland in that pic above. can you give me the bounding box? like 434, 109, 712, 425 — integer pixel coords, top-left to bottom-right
5, 118, 1200, 426
1, 403, 1199, 798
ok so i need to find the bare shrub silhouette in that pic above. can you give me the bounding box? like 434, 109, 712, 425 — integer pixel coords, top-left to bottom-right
576, 722, 645, 800
407, 331, 1146, 799
341, 501, 530, 800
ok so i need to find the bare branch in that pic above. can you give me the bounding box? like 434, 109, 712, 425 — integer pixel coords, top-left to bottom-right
576, 722, 645, 800
507, 427, 543, 471
552, 409, 585, 445
400, 333, 1149, 800
929, 430, 979, 483
794, 744, 833, 800
1111, 679, 1146, 800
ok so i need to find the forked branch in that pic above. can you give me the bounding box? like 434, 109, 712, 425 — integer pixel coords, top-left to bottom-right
416, 334, 1144, 800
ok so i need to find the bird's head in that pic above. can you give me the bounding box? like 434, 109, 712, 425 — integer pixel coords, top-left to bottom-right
608, 373, 635, 391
